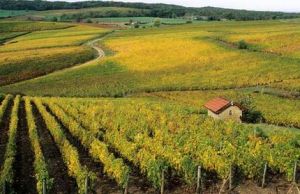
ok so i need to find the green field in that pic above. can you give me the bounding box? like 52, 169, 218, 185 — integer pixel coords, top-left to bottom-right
91, 16, 193, 26
0, 16, 299, 193
0, 9, 32, 18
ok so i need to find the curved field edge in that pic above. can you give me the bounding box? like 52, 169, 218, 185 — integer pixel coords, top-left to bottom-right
0, 22, 111, 87
0, 21, 73, 33
0, 46, 97, 86
1, 20, 300, 97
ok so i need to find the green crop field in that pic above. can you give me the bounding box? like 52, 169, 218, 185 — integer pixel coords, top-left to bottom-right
0, 9, 32, 18
0, 8, 299, 194
91, 16, 193, 26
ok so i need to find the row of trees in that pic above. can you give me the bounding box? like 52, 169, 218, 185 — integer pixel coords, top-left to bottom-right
1, 0, 299, 20
54, 9, 150, 22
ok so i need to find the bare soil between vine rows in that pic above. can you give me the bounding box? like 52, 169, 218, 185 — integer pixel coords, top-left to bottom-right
32, 103, 77, 194
13, 100, 37, 193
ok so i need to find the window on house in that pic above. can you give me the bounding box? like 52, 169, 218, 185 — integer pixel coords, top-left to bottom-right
229, 110, 232, 116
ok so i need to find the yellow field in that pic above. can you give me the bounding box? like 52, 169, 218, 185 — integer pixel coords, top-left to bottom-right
0, 22, 108, 85
0, 46, 92, 66
1, 20, 300, 95
139, 89, 300, 128
0, 17, 299, 194
271, 78, 300, 92
226, 32, 300, 56
0, 25, 108, 52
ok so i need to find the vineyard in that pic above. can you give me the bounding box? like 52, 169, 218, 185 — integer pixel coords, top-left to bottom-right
0, 12, 300, 194
0, 95, 299, 193
2, 20, 300, 96
140, 89, 300, 128
0, 22, 109, 86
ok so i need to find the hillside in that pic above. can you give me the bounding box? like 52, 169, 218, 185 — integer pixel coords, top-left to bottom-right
1, 0, 300, 20
0, 4, 299, 194
2, 19, 300, 96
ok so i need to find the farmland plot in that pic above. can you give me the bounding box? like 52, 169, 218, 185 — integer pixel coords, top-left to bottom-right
2, 20, 300, 97
0, 94, 298, 193
0, 18, 299, 194
0, 22, 109, 85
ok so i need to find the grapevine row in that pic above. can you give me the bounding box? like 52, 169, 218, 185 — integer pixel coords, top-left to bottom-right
44, 100, 130, 188
32, 98, 91, 194
24, 97, 53, 194
0, 94, 13, 123
45, 100, 169, 189
55, 99, 300, 182
0, 95, 20, 189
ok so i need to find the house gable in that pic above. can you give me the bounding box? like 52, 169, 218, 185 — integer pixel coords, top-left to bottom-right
205, 98, 243, 123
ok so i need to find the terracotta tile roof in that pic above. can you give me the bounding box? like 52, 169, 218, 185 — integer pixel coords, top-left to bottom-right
204, 97, 231, 114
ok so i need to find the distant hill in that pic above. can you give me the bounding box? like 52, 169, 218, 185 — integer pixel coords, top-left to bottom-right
0, 0, 300, 20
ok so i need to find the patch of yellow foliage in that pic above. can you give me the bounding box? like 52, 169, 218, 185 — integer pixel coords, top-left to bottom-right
105, 32, 239, 72
0, 46, 90, 66
0, 25, 108, 52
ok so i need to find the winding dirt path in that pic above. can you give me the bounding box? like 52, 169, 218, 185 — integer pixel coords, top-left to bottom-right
1, 32, 111, 87
67, 36, 106, 71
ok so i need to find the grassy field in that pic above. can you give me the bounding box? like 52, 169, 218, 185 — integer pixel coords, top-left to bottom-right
92, 17, 189, 23
91, 16, 193, 27
0, 10, 32, 18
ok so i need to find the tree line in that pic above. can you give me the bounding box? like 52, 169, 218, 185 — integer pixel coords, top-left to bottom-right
0, 0, 300, 20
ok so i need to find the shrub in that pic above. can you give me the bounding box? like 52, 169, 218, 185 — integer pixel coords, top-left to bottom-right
238, 96, 264, 123
50, 17, 58, 22
238, 40, 249, 49
133, 22, 139, 28
86, 19, 92, 23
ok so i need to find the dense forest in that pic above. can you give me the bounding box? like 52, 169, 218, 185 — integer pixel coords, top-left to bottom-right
0, 0, 300, 20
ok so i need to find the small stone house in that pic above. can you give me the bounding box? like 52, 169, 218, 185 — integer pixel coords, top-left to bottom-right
204, 97, 243, 123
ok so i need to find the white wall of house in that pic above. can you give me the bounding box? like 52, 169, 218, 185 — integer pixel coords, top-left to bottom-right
207, 105, 242, 123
